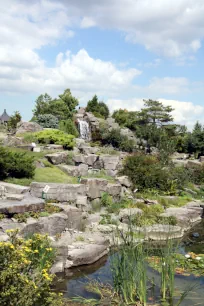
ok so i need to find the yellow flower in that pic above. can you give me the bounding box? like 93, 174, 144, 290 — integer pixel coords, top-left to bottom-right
33, 250, 39, 253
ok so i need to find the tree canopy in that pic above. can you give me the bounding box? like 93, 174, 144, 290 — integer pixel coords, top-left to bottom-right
86, 95, 109, 119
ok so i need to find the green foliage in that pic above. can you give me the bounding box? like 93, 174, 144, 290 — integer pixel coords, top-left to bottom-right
32, 89, 78, 121
101, 192, 114, 207
35, 114, 59, 129
0, 230, 63, 306
59, 119, 79, 137
0, 146, 35, 180
86, 95, 109, 119
7, 111, 22, 131
58, 89, 79, 119
122, 154, 190, 193
99, 214, 118, 225
0, 214, 5, 221
34, 129, 75, 149
101, 128, 135, 152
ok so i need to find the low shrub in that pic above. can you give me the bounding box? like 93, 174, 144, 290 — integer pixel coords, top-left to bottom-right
101, 128, 135, 153
0, 146, 35, 180
0, 230, 62, 306
34, 129, 75, 150
122, 154, 190, 193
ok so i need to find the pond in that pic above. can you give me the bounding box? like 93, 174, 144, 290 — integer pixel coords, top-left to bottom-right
56, 221, 204, 305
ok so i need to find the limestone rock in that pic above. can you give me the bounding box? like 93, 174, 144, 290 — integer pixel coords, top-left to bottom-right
0, 182, 29, 194
119, 208, 143, 223
142, 224, 184, 240
160, 202, 203, 228
100, 155, 120, 171
187, 160, 201, 169
67, 243, 108, 267
16, 121, 43, 134
30, 182, 86, 202
85, 154, 98, 166
45, 152, 68, 165
20, 212, 69, 236
73, 154, 86, 164
3, 136, 24, 147
0, 196, 45, 214
116, 176, 132, 188
81, 178, 108, 199
107, 184, 122, 198
80, 146, 99, 155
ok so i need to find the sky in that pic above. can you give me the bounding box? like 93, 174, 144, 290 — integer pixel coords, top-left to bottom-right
0, 0, 204, 129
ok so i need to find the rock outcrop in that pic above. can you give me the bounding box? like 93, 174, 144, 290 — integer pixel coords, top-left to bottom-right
16, 121, 43, 134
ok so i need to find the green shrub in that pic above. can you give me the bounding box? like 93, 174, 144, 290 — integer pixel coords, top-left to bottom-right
59, 119, 79, 137
35, 114, 59, 129
101, 192, 113, 207
0, 146, 35, 180
122, 154, 190, 193
188, 164, 204, 184
0, 230, 63, 306
34, 129, 75, 150
101, 128, 135, 153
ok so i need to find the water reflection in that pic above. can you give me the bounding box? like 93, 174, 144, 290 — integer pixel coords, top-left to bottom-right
55, 221, 204, 305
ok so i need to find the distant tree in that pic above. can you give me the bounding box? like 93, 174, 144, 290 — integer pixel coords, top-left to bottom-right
184, 121, 204, 157
138, 99, 174, 126
7, 111, 22, 131
58, 89, 79, 119
86, 95, 109, 119
36, 114, 59, 129
32, 93, 52, 118
32, 89, 78, 121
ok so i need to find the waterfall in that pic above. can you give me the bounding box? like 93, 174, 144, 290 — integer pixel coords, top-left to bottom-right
78, 120, 90, 140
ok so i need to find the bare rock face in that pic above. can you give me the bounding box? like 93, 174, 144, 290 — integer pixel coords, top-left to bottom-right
16, 121, 43, 134
0, 196, 45, 214
81, 178, 108, 199
30, 182, 86, 202
100, 155, 120, 171
116, 176, 132, 188
45, 152, 68, 165
141, 224, 184, 240
0, 182, 29, 194
160, 202, 203, 228
3, 136, 24, 147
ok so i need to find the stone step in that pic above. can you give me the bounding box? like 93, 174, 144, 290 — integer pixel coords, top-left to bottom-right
5, 193, 25, 201
0, 182, 30, 194
0, 196, 45, 214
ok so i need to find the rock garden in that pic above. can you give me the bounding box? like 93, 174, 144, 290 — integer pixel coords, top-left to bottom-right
0, 92, 204, 305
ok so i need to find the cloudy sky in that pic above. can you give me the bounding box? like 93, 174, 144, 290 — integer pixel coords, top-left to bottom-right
0, 0, 204, 128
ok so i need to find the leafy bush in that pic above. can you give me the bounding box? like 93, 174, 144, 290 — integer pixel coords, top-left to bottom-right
101, 128, 135, 153
101, 192, 113, 207
35, 114, 59, 129
122, 154, 190, 193
188, 164, 204, 184
0, 230, 62, 306
0, 147, 35, 180
34, 129, 75, 150
86, 95, 109, 119
59, 119, 79, 137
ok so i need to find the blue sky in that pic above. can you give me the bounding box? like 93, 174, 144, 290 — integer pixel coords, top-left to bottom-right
0, 0, 204, 129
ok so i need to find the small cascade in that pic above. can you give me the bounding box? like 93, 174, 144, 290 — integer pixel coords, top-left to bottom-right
78, 120, 90, 140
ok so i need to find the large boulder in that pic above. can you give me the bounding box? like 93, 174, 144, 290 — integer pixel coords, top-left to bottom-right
67, 243, 109, 267
0, 182, 29, 194
107, 184, 122, 198
58, 164, 88, 177
119, 208, 143, 223
0, 196, 45, 214
85, 154, 98, 166
79, 145, 99, 155
116, 176, 132, 188
100, 155, 120, 170
187, 160, 202, 169
141, 224, 184, 240
20, 212, 69, 236
45, 152, 68, 165
16, 121, 43, 134
81, 178, 108, 199
30, 182, 86, 202
160, 202, 203, 228
3, 136, 24, 147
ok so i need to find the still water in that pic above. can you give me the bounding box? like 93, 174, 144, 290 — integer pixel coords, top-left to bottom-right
56, 221, 204, 305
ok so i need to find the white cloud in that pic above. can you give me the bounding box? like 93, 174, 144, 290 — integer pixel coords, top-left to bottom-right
147, 77, 190, 95
57, 0, 204, 57
106, 97, 204, 129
